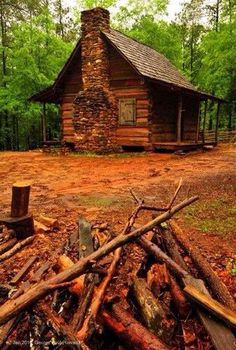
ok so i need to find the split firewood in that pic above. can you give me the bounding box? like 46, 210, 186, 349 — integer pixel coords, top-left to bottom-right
170, 220, 236, 312
11, 182, 30, 218
101, 303, 170, 350
11, 261, 52, 299
169, 276, 190, 318
0, 238, 17, 255
181, 320, 197, 349
10, 256, 38, 285
0, 313, 23, 347
38, 215, 59, 229
57, 255, 84, 295
34, 220, 50, 234
72, 217, 96, 332
184, 284, 236, 329
147, 263, 170, 296
147, 263, 172, 315
0, 195, 198, 326
35, 302, 84, 350
77, 199, 145, 339
160, 226, 236, 350
0, 236, 35, 262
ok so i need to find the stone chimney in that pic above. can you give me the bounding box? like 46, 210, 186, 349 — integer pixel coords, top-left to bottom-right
73, 8, 119, 153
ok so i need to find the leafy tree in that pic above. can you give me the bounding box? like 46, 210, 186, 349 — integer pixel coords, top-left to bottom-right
0, 12, 72, 149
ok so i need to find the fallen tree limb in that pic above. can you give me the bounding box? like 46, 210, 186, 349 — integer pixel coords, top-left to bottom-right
139, 236, 189, 278
0, 236, 35, 262
0, 195, 198, 326
101, 303, 170, 350
0, 239, 17, 255
170, 220, 236, 312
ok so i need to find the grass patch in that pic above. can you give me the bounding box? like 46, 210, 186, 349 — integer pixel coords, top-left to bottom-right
76, 195, 132, 208
183, 197, 235, 235
70, 151, 148, 159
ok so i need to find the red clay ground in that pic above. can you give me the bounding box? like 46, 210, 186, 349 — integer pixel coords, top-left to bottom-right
0, 144, 235, 297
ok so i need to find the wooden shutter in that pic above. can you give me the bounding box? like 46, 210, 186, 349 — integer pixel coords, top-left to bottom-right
119, 98, 136, 125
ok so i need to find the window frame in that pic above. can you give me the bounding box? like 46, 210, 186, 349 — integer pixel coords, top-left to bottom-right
118, 98, 137, 126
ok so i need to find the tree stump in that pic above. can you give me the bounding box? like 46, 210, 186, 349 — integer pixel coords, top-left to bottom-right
11, 182, 31, 218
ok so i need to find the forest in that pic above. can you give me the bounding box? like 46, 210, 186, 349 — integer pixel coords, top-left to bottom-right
0, 0, 235, 150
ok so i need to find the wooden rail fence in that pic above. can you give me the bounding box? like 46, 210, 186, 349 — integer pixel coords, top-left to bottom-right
199, 130, 236, 143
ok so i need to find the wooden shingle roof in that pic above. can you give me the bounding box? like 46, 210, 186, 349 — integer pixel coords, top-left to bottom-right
103, 29, 197, 92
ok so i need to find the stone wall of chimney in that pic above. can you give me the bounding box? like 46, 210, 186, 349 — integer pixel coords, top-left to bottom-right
73, 8, 120, 153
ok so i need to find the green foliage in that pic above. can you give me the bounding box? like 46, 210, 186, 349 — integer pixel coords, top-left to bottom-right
126, 17, 182, 69
0, 10, 72, 150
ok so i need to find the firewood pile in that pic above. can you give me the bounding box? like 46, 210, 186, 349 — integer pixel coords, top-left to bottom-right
0, 181, 235, 350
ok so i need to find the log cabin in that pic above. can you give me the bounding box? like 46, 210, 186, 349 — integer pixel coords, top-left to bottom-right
30, 7, 223, 152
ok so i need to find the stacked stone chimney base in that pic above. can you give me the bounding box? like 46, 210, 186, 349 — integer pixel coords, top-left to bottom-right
73, 87, 121, 153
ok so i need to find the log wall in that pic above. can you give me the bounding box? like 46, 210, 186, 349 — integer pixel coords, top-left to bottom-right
182, 96, 200, 141
109, 45, 151, 148
60, 54, 82, 142
151, 86, 200, 143
151, 88, 178, 142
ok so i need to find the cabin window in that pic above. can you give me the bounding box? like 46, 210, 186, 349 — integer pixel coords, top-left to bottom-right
119, 98, 136, 126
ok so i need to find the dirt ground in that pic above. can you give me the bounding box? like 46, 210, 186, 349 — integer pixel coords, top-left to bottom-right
0, 144, 235, 298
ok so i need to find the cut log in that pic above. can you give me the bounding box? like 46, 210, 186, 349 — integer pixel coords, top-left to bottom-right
184, 284, 236, 329
11, 182, 30, 218
101, 303, 170, 350
0, 196, 198, 326
10, 256, 38, 285
132, 276, 172, 341
0, 214, 34, 239
0, 236, 35, 262
38, 215, 59, 229
0, 238, 17, 255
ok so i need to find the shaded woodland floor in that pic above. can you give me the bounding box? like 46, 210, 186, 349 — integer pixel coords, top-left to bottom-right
0, 144, 235, 298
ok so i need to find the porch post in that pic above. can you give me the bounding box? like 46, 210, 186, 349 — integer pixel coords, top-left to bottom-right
177, 95, 183, 144
195, 100, 201, 143
215, 101, 221, 144
42, 103, 47, 143
202, 100, 208, 144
